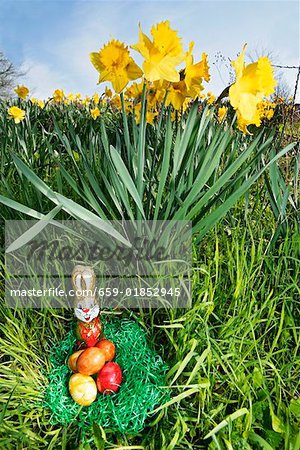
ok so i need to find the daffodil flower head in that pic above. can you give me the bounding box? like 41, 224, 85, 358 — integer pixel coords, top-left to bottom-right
105, 87, 113, 98
166, 80, 188, 110
31, 97, 45, 108
132, 21, 185, 83
206, 91, 216, 105
257, 100, 275, 121
182, 42, 210, 98
147, 80, 167, 107
93, 93, 100, 105
90, 107, 101, 120
82, 96, 91, 106
8, 106, 26, 123
53, 89, 65, 103
67, 93, 77, 102
111, 94, 122, 109
134, 102, 158, 126
125, 81, 144, 100
229, 44, 277, 133
218, 106, 228, 123
15, 85, 29, 100
90, 39, 143, 93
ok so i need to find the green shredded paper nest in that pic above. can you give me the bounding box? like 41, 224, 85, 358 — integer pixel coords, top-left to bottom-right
44, 317, 169, 434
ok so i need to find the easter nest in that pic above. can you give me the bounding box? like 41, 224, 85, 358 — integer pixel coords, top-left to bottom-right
44, 317, 169, 434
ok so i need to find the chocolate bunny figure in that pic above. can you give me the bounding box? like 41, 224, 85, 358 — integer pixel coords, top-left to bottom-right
72, 265, 103, 348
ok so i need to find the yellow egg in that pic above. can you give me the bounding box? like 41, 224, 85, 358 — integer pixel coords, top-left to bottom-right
69, 373, 97, 406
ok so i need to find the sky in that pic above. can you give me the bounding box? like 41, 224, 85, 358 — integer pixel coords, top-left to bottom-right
0, 0, 299, 100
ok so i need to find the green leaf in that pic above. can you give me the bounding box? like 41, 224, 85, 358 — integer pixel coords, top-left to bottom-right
0, 385, 17, 425
92, 423, 105, 450
12, 156, 131, 247
0, 195, 44, 219
55, 192, 131, 246
154, 113, 173, 219
12, 154, 57, 203
151, 387, 200, 414
248, 431, 274, 450
290, 399, 300, 420
110, 145, 145, 218
269, 403, 285, 434
6, 204, 62, 253
204, 408, 249, 440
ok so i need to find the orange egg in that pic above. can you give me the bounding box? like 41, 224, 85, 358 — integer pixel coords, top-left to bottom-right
69, 373, 97, 406
95, 339, 116, 362
68, 350, 85, 372
77, 347, 106, 376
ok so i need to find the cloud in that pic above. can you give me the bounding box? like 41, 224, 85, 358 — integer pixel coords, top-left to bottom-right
21, 59, 67, 99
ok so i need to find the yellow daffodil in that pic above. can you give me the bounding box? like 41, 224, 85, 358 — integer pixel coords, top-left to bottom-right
90, 107, 100, 120
218, 106, 228, 122
31, 97, 45, 108
36, 99, 45, 109
145, 110, 158, 126
182, 98, 192, 112
15, 85, 29, 99
229, 44, 276, 133
257, 100, 275, 121
206, 91, 216, 105
170, 110, 181, 122
104, 87, 112, 98
148, 80, 168, 107
132, 21, 185, 82
264, 109, 274, 120
67, 93, 77, 102
90, 39, 142, 93
93, 93, 100, 105
124, 99, 133, 113
234, 112, 252, 134
164, 43, 210, 109
135, 103, 157, 125
111, 94, 121, 109
53, 89, 65, 103
166, 80, 188, 110
8, 106, 26, 123
125, 81, 144, 100
183, 42, 210, 98
82, 96, 91, 106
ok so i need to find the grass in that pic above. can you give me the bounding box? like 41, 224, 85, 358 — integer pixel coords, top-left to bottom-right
0, 215, 299, 449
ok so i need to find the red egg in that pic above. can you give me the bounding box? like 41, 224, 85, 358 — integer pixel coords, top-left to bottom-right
96, 362, 122, 394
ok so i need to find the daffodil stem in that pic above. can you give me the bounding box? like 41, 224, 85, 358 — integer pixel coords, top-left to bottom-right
146, 91, 168, 217
120, 92, 131, 168
136, 82, 147, 219
158, 90, 168, 132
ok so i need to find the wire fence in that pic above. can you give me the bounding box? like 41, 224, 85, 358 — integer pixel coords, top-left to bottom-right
272, 63, 300, 105
275, 64, 300, 143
